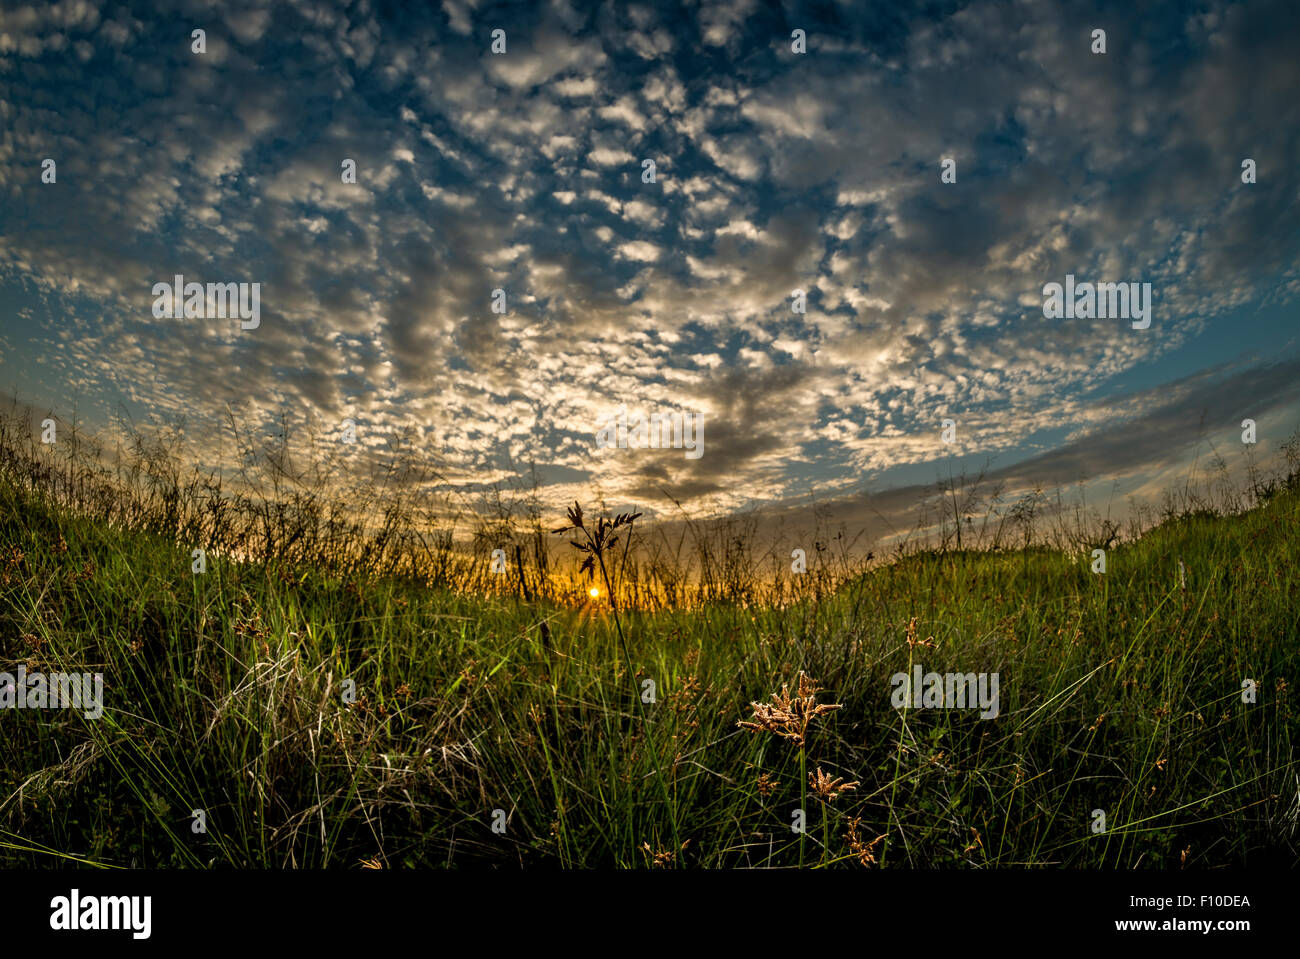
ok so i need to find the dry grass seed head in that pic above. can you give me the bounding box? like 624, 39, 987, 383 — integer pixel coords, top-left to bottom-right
846, 817, 886, 867
810, 765, 859, 801
737, 671, 841, 747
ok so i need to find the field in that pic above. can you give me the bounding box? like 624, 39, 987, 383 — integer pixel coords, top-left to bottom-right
1, 414, 1297, 869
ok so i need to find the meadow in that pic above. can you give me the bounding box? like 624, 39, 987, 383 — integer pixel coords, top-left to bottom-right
1, 405, 1297, 868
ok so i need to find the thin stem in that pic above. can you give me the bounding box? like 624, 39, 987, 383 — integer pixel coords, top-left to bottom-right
821, 796, 829, 866
799, 744, 806, 867
594, 535, 683, 866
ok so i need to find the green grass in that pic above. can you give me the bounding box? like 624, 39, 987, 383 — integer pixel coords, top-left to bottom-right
0, 474, 1297, 869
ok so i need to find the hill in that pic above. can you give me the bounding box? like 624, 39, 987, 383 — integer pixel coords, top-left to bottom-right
1, 474, 1297, 867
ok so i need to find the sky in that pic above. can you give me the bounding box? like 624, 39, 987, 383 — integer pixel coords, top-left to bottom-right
2, 0, 1298, 542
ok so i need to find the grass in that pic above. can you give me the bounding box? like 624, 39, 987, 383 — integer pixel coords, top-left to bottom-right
0, 405, 1297, 868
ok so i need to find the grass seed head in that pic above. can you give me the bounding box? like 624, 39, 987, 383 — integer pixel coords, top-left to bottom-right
737, 671, 841, 747
846, 817, 886, 866
810, 765, 859, 801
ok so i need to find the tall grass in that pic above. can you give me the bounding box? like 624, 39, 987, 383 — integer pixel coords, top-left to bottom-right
0, 398, 1297, 867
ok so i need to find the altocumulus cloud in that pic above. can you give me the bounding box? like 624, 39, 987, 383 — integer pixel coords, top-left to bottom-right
1, 0, 1297, 528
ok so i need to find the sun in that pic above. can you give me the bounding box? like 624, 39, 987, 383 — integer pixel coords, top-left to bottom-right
589, 587, 600, 598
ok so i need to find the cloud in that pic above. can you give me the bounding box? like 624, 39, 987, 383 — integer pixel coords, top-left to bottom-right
0, 0, 1296, 531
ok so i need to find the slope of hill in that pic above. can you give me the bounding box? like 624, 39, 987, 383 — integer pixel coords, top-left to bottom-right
1, 473, 1296, 868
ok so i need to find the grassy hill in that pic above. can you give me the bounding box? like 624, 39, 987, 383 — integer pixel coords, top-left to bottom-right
1, 472, 1297, 868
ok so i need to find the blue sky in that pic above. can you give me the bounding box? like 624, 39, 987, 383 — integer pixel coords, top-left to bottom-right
2, 0, 1298, 538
